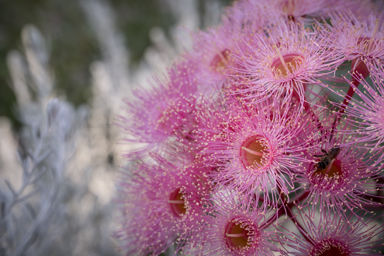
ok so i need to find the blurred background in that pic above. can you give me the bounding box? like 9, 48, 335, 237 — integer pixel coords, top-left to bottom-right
0, 0, 232, 128
0, 0, 232, 255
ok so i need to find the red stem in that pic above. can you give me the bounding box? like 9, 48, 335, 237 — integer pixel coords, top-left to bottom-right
330, 60, 369, 141
339, 78, 359, 115
261, 207, 286, 229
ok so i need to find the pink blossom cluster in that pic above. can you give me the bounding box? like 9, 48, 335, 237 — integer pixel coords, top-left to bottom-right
115, 0, 384, 255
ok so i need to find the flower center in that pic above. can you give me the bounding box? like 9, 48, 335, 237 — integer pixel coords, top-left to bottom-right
271, 53, 303, 78
168, 188, 186, 217
317, 246, 349, 256
312, 241, 350, 256
156, 103, 176, 133
282, 0, 295, 16
315, 159, 342, 179
356, 19, 379, 54
240, 136, 268, 168
210, 49, 230, 73
224, 219, 258, 251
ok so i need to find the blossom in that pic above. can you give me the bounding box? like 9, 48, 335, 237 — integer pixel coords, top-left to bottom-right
188, 1, 274, 95
196, 96, 318, 209
294, 121, 384, 217
116, 60, 199, 152
188, 19, 237, 93
334, 61, 384, 149
228, 17, 344, 103
114, 153, 211, 255
317, 9, 384, 80
242, 0, 368, 21
280, 210, 384, 255
115, 0, 384, 254
198, 191, 287, 256
242, 0, 328, 20
328, 10, 384, 61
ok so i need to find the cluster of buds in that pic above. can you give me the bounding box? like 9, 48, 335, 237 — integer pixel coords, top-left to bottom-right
114, 0, 384, 255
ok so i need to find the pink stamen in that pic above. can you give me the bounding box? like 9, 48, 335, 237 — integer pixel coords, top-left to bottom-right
288, 0, 294, 14
370, 19, 379, 47
274, 45, 288, 71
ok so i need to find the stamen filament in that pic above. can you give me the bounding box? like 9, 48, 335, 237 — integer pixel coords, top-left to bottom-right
324, 159, 335, 175
288, 0, 294, 14
226, 233, 246, 238
218, 51, 228, 65
213, 42, 228, 65
242, 146, 263, 156
274, 45, 287, 71
369, 19, 379, 50
352, 58, 361, 71
168, 200, 185, 204
372, 19, 379, 39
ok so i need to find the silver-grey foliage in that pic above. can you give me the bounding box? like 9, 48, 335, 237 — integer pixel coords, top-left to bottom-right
0, 0, 224, 255
1, 23, 118, 256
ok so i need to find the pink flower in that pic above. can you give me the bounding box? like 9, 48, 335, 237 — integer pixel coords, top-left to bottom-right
243, 0, 327, 20
198, 192, 287, 256
116, 60, 199, 152
318, 9, 384, 78
334, 61, 384, 149
188, 1, 272, 95
114, 1, 384, 254
295, 122, 384, 217
188, 21, 237, 93
114, 153, 211, 255
228, 18, 344, 103
236, 0, 367, 23
196, 96, 318, 208
280, 210, 384, 255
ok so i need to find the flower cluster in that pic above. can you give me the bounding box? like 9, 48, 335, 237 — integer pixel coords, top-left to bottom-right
115, 0, 384, 255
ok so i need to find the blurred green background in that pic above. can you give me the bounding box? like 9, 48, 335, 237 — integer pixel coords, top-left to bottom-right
0, 0, 233, 129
